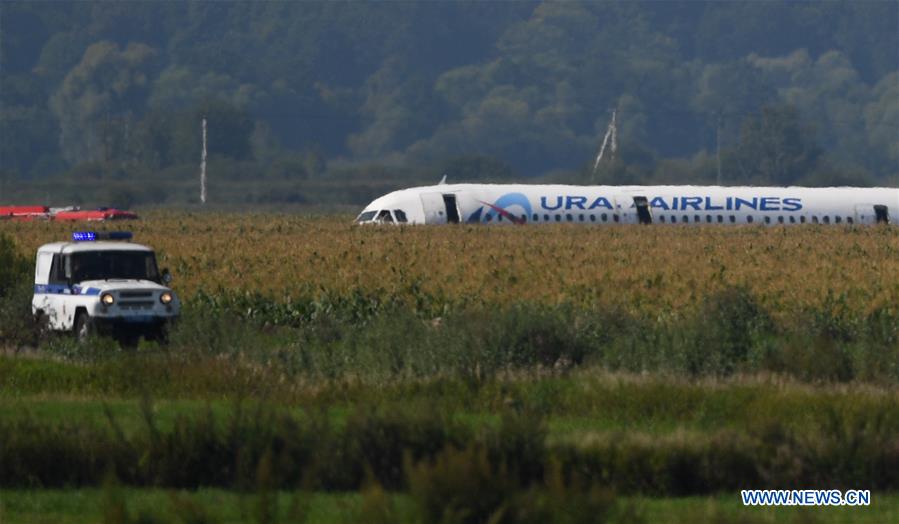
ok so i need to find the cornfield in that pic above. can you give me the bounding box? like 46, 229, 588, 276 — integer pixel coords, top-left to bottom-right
4, 212, 897, 319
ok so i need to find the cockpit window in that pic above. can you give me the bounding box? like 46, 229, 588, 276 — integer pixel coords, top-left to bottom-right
357, 211, 377, 222
394, 210, 408, 223
376, 210, 393, 223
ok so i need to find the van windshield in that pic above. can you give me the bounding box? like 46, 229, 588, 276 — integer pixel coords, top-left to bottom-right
70, 251, 160, 283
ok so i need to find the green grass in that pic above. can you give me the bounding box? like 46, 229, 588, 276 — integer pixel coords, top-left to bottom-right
2, 489, 896, 523
0, 488, 381, 524
2, 367, 896, 438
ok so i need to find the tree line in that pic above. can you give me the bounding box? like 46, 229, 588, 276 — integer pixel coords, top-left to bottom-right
1, 1, 896, 206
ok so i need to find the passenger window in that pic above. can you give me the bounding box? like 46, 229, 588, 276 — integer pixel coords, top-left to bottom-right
544, 214, 550, 221
823, 216, 830, 224
729, 216, 736, 223
717, 215, 723, 223
613, 214, 620, 223
747, 215, 754, 223
789, 216, 795, 223
777, 216, 784, 224
49, 254, 66, 285
764, 216, 771, 224
660, 215, 666, 223
555, 215, 561, 222
694, 215, 700, 223
800, 216, 806, 223
601, 213, 608, 222
812, 216, 819, 224
532, 214, 539, 222
566, 214, 573, 222
578, 214, 585, 222
498, 214, 503, 222
847, 217, 854, 224
394, 210, 408, 223
835, 216, 841, 224
681, 215, 688, 223
590, 214, 596, 222
706, 215, 712, 223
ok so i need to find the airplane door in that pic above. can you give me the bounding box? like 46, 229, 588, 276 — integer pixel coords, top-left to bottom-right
854, 204, 890, 224
614, 195, 651, 224
633, 196, 653, 225
419, 193, 460, 224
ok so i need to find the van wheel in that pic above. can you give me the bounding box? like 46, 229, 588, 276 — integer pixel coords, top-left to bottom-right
34, 311, 51, 341
74, 311, 94, 343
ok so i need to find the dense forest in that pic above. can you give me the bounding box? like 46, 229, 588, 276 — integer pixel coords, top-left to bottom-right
1, 1, 897, 207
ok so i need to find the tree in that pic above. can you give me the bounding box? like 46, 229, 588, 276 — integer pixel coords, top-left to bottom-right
727, 105, 821, 185
49, 41, 158, 166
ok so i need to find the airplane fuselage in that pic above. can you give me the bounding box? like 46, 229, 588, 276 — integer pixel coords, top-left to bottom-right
357, 184, 898, 226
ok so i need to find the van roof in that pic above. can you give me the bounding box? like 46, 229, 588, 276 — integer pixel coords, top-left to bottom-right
37, 241, 153, 254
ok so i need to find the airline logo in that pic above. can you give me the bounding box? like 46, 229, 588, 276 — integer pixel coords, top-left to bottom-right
467, 193, 805, 223
541, 195, 803, 212
467, 193, 532, 224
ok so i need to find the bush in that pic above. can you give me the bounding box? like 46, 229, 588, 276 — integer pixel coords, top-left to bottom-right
0, 233, 37, 347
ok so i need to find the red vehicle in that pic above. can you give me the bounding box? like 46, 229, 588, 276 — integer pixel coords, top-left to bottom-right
0, 206, 50, 221
0, 206, 138, 221
52, 208, 139, 221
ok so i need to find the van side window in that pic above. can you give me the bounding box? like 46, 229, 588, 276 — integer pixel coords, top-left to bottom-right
49, 254, 67, 285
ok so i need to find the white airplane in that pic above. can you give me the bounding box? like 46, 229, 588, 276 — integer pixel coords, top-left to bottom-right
356, 183, 897, 226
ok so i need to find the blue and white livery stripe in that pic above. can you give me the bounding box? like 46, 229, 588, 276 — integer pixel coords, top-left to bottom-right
34, 284, 101, 295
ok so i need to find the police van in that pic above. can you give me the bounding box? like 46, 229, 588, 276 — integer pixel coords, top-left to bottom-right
32, 231, 180, 342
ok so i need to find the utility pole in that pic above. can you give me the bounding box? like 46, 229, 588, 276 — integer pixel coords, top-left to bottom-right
716, 113, 722, 186
200, 117, 207, 205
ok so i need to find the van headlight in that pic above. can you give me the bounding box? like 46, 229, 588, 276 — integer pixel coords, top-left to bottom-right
159, 292, 174, 305
100, 293, 115, 306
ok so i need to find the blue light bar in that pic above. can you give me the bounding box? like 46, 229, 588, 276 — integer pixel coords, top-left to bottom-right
72, 231, 133, 242
72, 231, 96, 241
